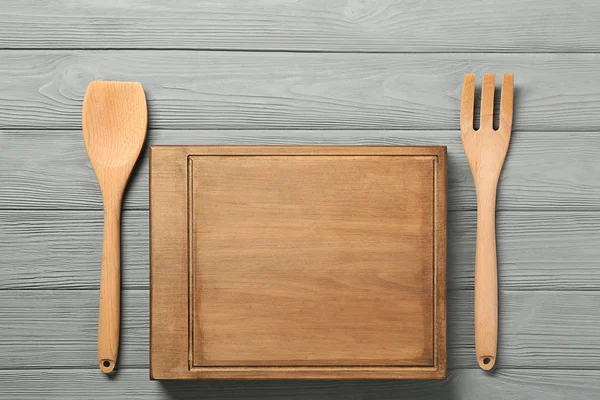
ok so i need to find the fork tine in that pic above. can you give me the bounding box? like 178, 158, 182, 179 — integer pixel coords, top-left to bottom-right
480, 74, 496, 129
461, 74, 476, 132
500, 74, 514, 131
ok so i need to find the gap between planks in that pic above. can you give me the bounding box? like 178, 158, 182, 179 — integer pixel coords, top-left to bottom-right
4, 208, 600, 212
2, 365, 600, 372
3, 127, 595, 132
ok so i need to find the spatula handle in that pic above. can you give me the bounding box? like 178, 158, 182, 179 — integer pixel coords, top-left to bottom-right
475, 187, 498, 371
98, 196, 122, 374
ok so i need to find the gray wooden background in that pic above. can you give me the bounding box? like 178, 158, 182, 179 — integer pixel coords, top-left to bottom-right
1, 0, 600, 398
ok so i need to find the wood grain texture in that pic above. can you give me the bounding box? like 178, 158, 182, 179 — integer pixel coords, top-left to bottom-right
151, 146, 446, 379
2, 129, 600, 211
3, 368, 600, 400
1, 0, 600, 52
4, 52, 600, 131
4, 289, 600, 370
148, 146, 190, 380
2, 210, 599, 291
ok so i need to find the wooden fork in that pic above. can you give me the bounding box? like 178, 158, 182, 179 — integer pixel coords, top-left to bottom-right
460, 73, 514, 371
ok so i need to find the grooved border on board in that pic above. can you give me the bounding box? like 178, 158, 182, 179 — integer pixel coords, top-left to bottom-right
188, 154, 436, 369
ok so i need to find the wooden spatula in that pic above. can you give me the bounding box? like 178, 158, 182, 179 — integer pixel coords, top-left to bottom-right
460, 73, 514, 371
82, 81, 147, 374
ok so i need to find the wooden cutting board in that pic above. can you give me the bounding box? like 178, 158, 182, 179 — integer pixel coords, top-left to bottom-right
150, 146, 447, 380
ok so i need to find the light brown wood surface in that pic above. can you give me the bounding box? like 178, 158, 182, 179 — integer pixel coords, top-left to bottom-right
150, 146, 447, 379
82, 81, 147, 374
461, 74, 514, 371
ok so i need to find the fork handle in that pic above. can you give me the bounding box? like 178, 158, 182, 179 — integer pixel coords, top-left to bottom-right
475, 186, 498, 371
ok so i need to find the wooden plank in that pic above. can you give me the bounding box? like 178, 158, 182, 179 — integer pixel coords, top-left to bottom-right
1, 210, 599, 291
1, 0, 600, 52
3, 52, 600, 131
2, 129, 600, 211
2, 289, 600, 369
2, 368, 600, 400
0, 210, 148, 289
0, 290, 148, 369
